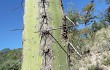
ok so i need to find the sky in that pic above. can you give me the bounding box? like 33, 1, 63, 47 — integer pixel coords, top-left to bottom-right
0, 0, 108, 50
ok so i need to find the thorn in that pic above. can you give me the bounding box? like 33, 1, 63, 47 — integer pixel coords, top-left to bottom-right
65, 15, 77, 25
10, 29, 23, 31
69, 42, 82, 58
11, 0, 24, 12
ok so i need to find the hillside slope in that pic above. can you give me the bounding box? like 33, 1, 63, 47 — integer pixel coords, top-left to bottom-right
0, 48, 22, 70
70, 26, 110, 70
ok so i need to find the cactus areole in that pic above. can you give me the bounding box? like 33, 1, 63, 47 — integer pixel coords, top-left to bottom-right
22, 0, 69, 70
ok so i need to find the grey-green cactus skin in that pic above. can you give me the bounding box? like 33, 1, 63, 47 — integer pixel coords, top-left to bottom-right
22, 0, 68, 70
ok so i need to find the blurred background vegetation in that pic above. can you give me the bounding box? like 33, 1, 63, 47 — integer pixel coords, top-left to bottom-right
0, 48, 22, 70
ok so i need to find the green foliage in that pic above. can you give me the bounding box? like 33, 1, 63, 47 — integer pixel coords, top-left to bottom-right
69, 29, 84, 48
67, 10, 81, 25
104, 6, 110, 24
82, 0, 96, 25
91, 21, 106, 32
0, 48, 10, 53
0, 60, 21, 70
0, 48, 22, 70
98, 6, 110, 28
102, 56, 110, 66
88, 65, 103, 70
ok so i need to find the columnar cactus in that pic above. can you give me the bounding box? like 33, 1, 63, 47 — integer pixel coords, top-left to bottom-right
22, 0, 68, 70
